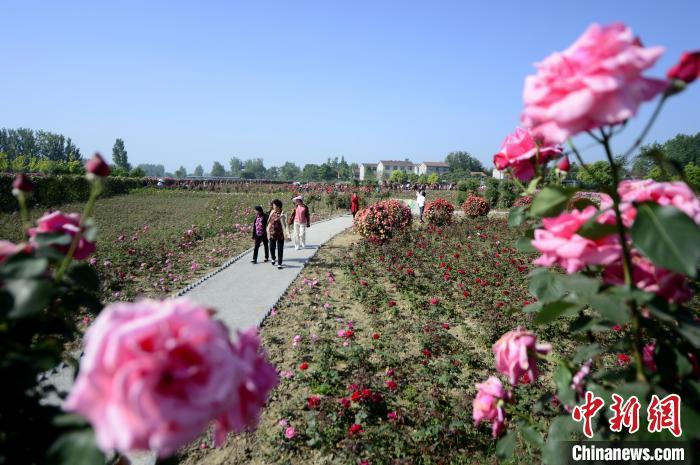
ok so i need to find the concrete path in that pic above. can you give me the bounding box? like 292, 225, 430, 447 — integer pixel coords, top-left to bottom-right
184, 215, 353, 332
42, 214, 353, 465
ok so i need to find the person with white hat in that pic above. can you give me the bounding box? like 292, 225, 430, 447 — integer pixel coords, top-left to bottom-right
288, 195, 310, 249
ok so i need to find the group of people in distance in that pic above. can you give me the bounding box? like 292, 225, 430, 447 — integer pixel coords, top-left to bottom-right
250, 196, 311, 269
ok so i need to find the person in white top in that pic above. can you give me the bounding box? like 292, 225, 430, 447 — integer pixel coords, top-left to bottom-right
416, 190, 426, 223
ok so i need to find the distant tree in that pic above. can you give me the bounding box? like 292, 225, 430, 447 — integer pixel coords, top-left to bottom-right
137, 163, 165, 177
318, 163, 336, 180
229, 157, 242, 177
280, 162, 301, 181
194, 165, 204, 177
427, 173, 440, 184
130, 167, 146, 178
301, 164, 320, 181
112, 138, 130, 171
266, 166, 280, 180
577, 161, 614, 188
417, 174, 428, 184
211, 161, 226, 177
337, 156, 354, 180
445, 151, 485, 173
684, 162, 700, 190
390, 170, 406, 183
243, 158, 266, 179
632, 132, 700, 178
174, 166, 187, 178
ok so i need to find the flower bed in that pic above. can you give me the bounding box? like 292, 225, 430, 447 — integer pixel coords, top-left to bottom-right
354, 199, 412, 243
424, 198, 455, 226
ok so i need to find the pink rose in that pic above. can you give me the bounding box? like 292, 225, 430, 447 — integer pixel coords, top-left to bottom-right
65, 298, 277, 457
601, 180, 700, 227
493, 326, 551, 385
284, 426, 297, 439
0, 240, 27, 264
522, 23, 667, 143
531, 206, 621, 273
570, 359, 592, 394
493, 127, 562, 181
603, 254, 692, 303
472, 376, 509, 438
28, 211, 96, 260
643, 342, 657, 373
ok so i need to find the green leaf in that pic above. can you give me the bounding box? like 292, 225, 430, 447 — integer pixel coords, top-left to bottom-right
535, 300, 582, 325
82, 218, 98, 242
508, 206, 528, 228
530, 187, 574, 218
631, 203, 700, 277
529, 269, 565, 303
6, 279, 54, 318
586, 294, 630, 325
0, 255, 48, 279
65, 263, 100, 292
521, 425, 544, 448
572, 343, 602, 364
542, 415, 578, 465
515, 237, 537, 253
523, 301, 543, 313
557, 274, 600, 297
554, 363, 575, 406
495, 431, 517, 459
577, 217, 618, 239
47, 429, 104, 465
32, 232, 72, 247
525, 177, 542, 195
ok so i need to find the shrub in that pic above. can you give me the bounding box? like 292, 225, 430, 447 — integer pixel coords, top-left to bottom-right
354, 199, 412, 243
496, 180, 517, 208
512, 195, 533, 207
461, 195, 490, 218
484, 178, 500, 206
424, 198, 454, 226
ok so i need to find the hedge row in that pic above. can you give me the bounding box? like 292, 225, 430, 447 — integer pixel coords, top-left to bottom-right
0, 174, 147, 212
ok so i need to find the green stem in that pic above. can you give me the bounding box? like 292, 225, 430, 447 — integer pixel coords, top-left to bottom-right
54, 181, 101, 283
622, 95, 667, 159
600, 135, 646, 383
17, 192, 30, 235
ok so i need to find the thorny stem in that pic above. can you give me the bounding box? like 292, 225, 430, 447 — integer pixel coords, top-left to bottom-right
17, 191, 30, 234
54, 180, 101, 283
599, 133, 647, 383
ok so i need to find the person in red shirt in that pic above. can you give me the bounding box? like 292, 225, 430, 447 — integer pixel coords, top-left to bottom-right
350, 193, 359, 218
288, 195, 311, 250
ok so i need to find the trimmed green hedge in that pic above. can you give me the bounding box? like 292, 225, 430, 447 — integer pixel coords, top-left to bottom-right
1, 174, 146, 212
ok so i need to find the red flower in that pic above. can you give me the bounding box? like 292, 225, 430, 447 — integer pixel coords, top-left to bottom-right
348, 423, 364, 436
86, 152, 111, 177
387, 300, 397, 307
442, 323, 450, 330
667, 50, 700, 84
557, 156, 570, 172
616, 354, 631, 365
463, 291, 470, 298
405, 268, 415, 276
386, 380, 397, 391
307, 396, 321, 409
422, 348, 432, 358
372, 333, 380, 340
339, 397, 351, 409
351, 390, 362, 402
612, 325, 622, 332
429, 297, 440, 306
12, 174, 34, 193
453, 253, 460, 258
298, 362, 309, 371
359, 280, 368, 286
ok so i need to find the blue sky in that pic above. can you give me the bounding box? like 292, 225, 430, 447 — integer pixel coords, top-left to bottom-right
2, 0, 699, 172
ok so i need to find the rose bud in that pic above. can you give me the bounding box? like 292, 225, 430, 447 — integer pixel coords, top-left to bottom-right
86, 152, 111, 178
12, 174, 34, 196
557, 156, 570, 172
667, 51, 700, 84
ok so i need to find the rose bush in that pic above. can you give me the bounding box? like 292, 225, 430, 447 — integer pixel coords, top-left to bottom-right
423, 197, 455, 226
461, 195, 490, 218
354, 199, 412, 243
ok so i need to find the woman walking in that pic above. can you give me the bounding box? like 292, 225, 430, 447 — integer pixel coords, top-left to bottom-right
250, 205, 269, 264
289, 195, 310, 250
267, 199, 287, 269
350, 192, 359, 218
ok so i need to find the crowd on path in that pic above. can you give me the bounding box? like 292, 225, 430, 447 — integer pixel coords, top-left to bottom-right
250, 196, 312, 269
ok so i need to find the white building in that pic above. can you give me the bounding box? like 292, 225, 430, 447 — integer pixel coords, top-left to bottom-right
377, 160, 415, 179
359, 163, 378, 181
415, 161, 450, 176
492, 168, 505, 180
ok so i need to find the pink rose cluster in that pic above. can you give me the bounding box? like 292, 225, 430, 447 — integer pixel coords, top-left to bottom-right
493, 127, 562, 181
521, 22, 667, 144
473, 327, 550, 437
354, 199, 412, 243
472, 376, 509, 438
531, 205, 621, 273
28, 211, 96, 260
492, 326, 551, 385
65, 298, 278, 457
603, 253, 692, 303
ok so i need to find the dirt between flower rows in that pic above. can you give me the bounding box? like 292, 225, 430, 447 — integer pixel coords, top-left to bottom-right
179, 220, 575, 465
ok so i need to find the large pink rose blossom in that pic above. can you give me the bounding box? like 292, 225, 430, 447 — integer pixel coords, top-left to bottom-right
521, 23, 667, 143
472, 376, 509, 438
493, 326, 551, 385
531, 206, 621, 273
603, 254, 692, 303
65, 298, 277, 457
601, 180, 700, 227
493, 127, 562, 181
28, 211, 95, 259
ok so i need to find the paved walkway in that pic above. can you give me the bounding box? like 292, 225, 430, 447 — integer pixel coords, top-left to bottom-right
43, 214, 353, 465
184, 215, 353, 331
